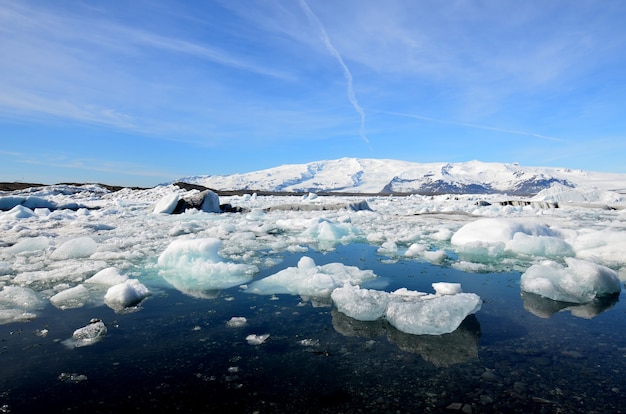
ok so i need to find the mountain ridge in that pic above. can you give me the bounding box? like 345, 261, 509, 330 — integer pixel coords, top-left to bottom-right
178, 158, 626, 196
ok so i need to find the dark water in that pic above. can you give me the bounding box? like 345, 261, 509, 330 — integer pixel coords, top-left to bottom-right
1, 244, 625, 413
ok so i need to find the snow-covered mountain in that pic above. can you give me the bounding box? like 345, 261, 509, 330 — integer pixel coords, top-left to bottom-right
179, 158, 626, 195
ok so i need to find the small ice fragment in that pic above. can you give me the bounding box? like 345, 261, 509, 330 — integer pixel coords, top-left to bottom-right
432, 282, 463, 295
63, 319, 107, 348
50, 237, 97, 260
246, 333, 270, 345
50, 285, 90, 310
226, 317, 247, 328
104, 279, 151, 311
84, 267, 128, 286
330, 284, 391, 321
298, 338, 320, 347
58, 372, 88, 383
152, 193, 179, 214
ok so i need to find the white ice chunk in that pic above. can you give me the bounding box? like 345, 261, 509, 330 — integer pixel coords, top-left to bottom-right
226, 317, 248, 328
50, 237, 97, 260
50, 284, 90, 309
247, 256, 376, 297
450, 218, 577, 260
0, 261, 11, 275
200, 190, 221, 213
104, 279, 151, 310
520, 257, 621, 303
84, 267, 129, 286
508, 232, 575, 258
246, 333, 270, 345
158, 238, 258, 293
0, 309, 37, 325
0, 286, 44, 311
300, 218, 361, 248
385, 293, 482, 335
153, 193, 180, 214
451, 218, 556, 246
330, 284, 391, 321
331, 284, 481, 335
5, 236, 50, 255
63, 319, 107, 348
1, 205, 36, 219
432, 282, 463, 295
404, 243, 427, 257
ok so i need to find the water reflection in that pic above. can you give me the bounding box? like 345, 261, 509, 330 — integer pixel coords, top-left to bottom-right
521, 291, 619, 319
331, 308, 481, 367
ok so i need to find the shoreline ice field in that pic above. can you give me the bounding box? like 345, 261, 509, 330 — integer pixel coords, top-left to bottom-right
1, 180, 625, 329
1, 177, 626, 412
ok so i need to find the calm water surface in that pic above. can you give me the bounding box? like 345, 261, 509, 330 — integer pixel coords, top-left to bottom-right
1, 244, 625, 413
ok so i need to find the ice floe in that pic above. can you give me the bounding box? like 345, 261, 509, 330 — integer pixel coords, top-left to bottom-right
520, 258, 621, 303
63, 318, 107, 348
158, 238, 258, 296
104, 279, 151, 311
0, 182, 624, 329
331, 282, 482, 335
246, 256, 376, 297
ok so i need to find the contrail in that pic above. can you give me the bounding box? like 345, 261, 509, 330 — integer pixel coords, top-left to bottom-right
300, 0, 368, 144
385, 111, 565, 143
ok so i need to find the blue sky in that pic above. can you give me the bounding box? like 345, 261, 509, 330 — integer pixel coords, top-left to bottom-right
1, 0, 626, 187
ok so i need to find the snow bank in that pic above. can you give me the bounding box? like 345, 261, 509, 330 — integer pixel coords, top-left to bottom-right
247, 256, 376, 297
520, 258, 621, 303
158, 238, 258, 294
331, 282, 481, 335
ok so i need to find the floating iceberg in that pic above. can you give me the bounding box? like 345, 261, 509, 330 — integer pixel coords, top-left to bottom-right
520, 257, 621, 303
331, 282, 482, 335
246, 256, 376, 297
331, 284, 391, 321
104, 279, 151, 311
158, 238, 258, 295
63, 319, 107, 348
386, 291, 482, 335
50, 284, 90, 309
451, 218, 574, 260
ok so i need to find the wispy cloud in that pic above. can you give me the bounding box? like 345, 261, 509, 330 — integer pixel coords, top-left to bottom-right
385, 111, 565, 143
299, 0, 368, 145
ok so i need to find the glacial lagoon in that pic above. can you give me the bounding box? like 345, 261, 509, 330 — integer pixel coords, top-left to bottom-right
2, 243, 625, 413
